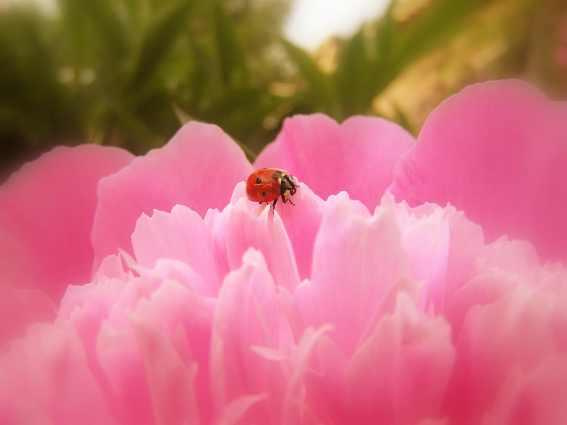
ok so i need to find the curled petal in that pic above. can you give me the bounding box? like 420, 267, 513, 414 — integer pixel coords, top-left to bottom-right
447, 284, 560, 424
131, 317, 201, 425
60, 262, 215, 424
391, 80, 567, 261
0, 287, 55, 347
210, 190, 301, 290
132, 205, 221, 295
296, 193, 407, 353
388, 197, 485, 311
299, 294, 454, 425
275, 184, 324, 280
256, 114, 414, 209
345, 294, 454, 425
0, 145, 132, 299
211, 249, 294, 423
227, 181, 324, 281
0, 325, 117, 425
92, 122, 252, 265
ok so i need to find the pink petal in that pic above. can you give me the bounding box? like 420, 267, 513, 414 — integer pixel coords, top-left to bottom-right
281, 325, 336, 424
391, 80, 567, 261
226, 181, 325, 280
131, 317, 200, 425
209, 189, 300, 290
344, 294, 454, 425
131, 205, 221, 295
296, 193, 407, 353
447, 284, 559, 424
506, 357, 567, 425
0, 145, 132, 300
417, 420, 448, 425
104, 293, 212, 424
477, 357, 567, 425
274, 183, 324, 280
389, 197, 485, 311
217, 394, 269, 425
0, 287, 55, 347
298, 294, 454, 425
60, 260, 216, 424
92, 122, 252, 265
255, 114, 414, 209
0, 325, 117, 425
391, 200, 451, 309
211, 249, 294, 423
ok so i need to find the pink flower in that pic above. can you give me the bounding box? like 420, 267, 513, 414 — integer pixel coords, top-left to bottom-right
1, 80, 567, 424
0, 146, 133, 342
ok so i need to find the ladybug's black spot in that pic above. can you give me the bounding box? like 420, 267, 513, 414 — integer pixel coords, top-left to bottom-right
255, 177, 262, 184
261, 191, 267, 197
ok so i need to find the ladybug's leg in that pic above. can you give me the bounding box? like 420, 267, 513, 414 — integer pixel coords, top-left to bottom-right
281, 191, 294, 206
271, 198, 278, 209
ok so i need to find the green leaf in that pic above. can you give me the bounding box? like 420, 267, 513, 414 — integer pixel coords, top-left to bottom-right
374, 2, 395, 65
392, 104, 415, 135
393, 0, 489, 71
212, 1, 248, 86
281, 39, 338, 115
367, 0, 489, 98
128, 0, 193, 89
335, 29, 372, 115
58, 0, 129, 63
0, 8, 82, 142
185, 38, 212, 107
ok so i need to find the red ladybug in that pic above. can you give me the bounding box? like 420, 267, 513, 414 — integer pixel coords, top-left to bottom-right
246, 168, 298, 209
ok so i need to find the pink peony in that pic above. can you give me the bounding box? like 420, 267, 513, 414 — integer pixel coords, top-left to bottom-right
1, 80, 567, 424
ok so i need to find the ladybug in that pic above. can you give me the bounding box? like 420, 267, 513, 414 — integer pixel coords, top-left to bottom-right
246, 168, 298, 209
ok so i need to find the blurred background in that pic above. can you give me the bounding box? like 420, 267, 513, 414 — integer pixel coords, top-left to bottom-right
1, 0, 566, 178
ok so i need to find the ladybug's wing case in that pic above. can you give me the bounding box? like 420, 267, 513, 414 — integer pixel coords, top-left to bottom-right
246, 169, 281, 202
256, 168, 281, 181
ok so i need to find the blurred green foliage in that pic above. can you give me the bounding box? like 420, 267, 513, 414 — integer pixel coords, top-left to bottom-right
283, 0, 498, 118
0, 0, 289, 168
0, 0, 551, 173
